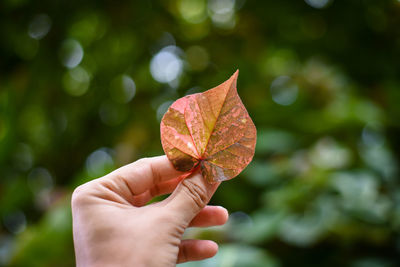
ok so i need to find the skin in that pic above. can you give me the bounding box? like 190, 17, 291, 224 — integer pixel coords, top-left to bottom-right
71, 156, 228, 267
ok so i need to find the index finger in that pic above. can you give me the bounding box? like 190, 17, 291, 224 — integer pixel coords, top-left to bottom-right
104, 155, 184, 196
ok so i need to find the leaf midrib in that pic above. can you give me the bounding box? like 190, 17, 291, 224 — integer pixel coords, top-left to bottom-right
196, 80, 233, 160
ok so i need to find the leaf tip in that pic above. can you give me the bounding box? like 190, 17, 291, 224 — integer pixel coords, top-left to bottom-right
232, 69, 239, 80
226, 69, 239, 90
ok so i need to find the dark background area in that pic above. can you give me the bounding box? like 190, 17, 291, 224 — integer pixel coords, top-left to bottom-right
1, 0, 400, 266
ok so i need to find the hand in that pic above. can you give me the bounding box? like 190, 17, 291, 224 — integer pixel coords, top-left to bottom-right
71, 156, 228, 267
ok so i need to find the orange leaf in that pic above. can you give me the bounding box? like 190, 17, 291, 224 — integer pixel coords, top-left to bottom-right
160, 70, 257, 183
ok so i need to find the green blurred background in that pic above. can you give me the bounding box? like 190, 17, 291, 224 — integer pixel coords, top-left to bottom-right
1, 0, 400, 266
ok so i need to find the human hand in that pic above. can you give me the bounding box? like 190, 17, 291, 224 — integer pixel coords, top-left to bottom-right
71, 156, 228, 267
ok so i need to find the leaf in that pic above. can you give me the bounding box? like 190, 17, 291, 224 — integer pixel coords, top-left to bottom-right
160, 70, 257, 183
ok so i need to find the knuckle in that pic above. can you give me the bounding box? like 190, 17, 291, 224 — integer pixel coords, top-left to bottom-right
135, 157, 161, 184
71, 184, 89, 208
135, 157, 150, 166
181, 179, 208, 210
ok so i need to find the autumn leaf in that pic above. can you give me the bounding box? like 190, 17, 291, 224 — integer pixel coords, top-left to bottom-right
160, 70, 257, 183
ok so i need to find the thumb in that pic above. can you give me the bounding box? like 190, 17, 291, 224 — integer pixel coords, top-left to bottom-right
165, 171, 220, 225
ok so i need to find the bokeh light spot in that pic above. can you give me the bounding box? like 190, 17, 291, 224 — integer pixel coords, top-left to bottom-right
60, 39, 84, 68
62, 66, 90, 96
0, 236, 13, 265
27, 168, 54, 210
69, 13, 108, 46
3, 211, 27, 234
150, 46, 183, 84
228, 211, 253, 229
208, 0, 235, 15
28, 14, 52, 40
85, 148, 114, 177
27, 167, 53, 194
270, 76, 298, 106
178, 0, 207, 24
110, 74, 136, 103
208, 0, 236, 29
310, 137, 352, 169
304, 0, 332, 9
362, 124, 384, 147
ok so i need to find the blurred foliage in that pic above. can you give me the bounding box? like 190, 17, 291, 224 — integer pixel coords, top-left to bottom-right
1, 0, 400, 266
